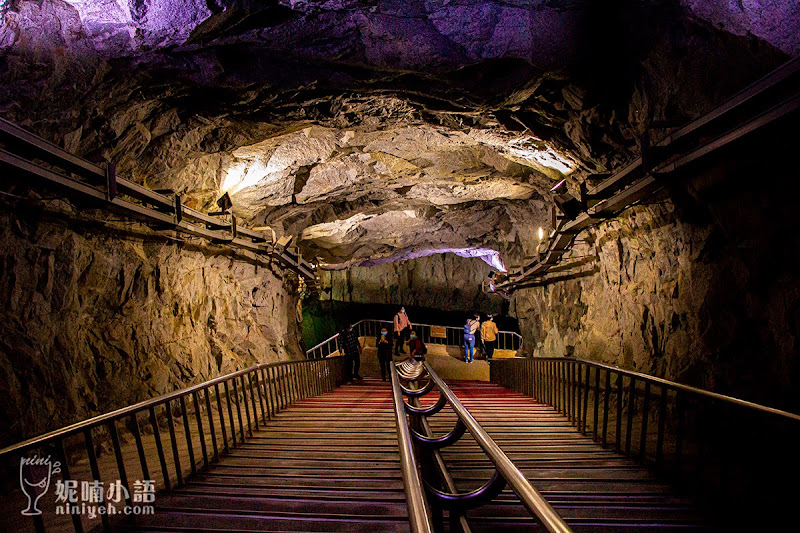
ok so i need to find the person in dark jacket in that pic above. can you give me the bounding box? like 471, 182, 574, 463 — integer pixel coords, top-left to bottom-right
376, 326, 393, 381
407, 330, 427, 360
340, 324, 362, 381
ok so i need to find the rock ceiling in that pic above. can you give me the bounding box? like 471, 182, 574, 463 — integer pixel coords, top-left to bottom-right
0, 0, 795, 269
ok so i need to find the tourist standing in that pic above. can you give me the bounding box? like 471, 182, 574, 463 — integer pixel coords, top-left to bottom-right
472, 313, 483, 356
463, 315, 479, 363
340, 324, 362, 381
376, 327, 393, 381
481, 314, 499, 360
393, 306, 412, 356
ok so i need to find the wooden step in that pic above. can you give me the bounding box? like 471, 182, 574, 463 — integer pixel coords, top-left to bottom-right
431, 381, 710, 531
114, 382, 411, 532
113, 377, 709, 532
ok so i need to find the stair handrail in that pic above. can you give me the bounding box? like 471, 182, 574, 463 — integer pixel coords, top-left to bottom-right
0, 357, 344, 533
418, 362, 572, 533
0, 358, 328, 457
2, 362, 253, 456
390, 362, 434, 533
534, 356, 800, 423
305, 318, 524, 359
490, 356, 800, 529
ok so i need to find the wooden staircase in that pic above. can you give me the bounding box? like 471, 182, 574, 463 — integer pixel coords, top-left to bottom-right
114, 378, 708, 532
426, 381, 709, 531
116, 378, 411, 532
5, 339, 796, 532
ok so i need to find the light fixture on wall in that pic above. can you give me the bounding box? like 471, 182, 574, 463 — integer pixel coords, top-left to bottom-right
536, 225, 551, 262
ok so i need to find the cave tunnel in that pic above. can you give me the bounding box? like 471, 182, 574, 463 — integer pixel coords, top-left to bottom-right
1, 1, 799, 532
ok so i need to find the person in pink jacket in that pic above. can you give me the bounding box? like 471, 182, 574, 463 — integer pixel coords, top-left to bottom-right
393, 306, 412, 355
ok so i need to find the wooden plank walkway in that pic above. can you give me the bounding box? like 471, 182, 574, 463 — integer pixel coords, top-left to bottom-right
4, 376, 711, 532
114, 379, 411, 532
3, 388, 262, 533
424, 380, 710, 531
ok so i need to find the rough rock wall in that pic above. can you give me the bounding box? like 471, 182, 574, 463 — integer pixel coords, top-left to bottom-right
4, 1, 798, 60
512, 130, 800, 411
0, 205, 301, 447
0, 0, 789, 273
323, 254, 505, 315
682, 0, 800, 55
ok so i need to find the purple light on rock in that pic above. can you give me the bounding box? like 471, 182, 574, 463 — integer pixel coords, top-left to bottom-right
451, 248, 507, 272
359, 247, 506, 272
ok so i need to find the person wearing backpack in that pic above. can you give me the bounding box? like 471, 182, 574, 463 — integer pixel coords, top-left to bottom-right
463, 315, 479, 363
472, 313, 483, 357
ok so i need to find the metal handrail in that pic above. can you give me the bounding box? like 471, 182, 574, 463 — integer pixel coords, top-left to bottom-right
535, 356, 800, 423
306, 332, 341, 354
408, 389, 473, 533
502, 56, 800, 289
0, 359, 319, 457
390, 363, 434, 533
418, 362, 572, 533
489, 356, 800, 530
305, 318, 524, 359
2, 356, 345, 533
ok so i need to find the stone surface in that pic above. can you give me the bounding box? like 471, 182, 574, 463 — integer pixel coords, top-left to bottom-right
0, 204, 301, 446
682, 0, 800, 55
512, 125, 800, 411
322, 254, 505, 314
0, 0, 788, 271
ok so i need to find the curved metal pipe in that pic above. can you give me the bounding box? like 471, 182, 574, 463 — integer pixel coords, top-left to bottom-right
424, 469, 508, 511
410, 418, 467, 449
401, 378, 434, 397
404, 390, 447, 417
390, 364, 434, 533
414, 403, 473, 533
423, 362, 572, 533
397, 360, 426, 381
